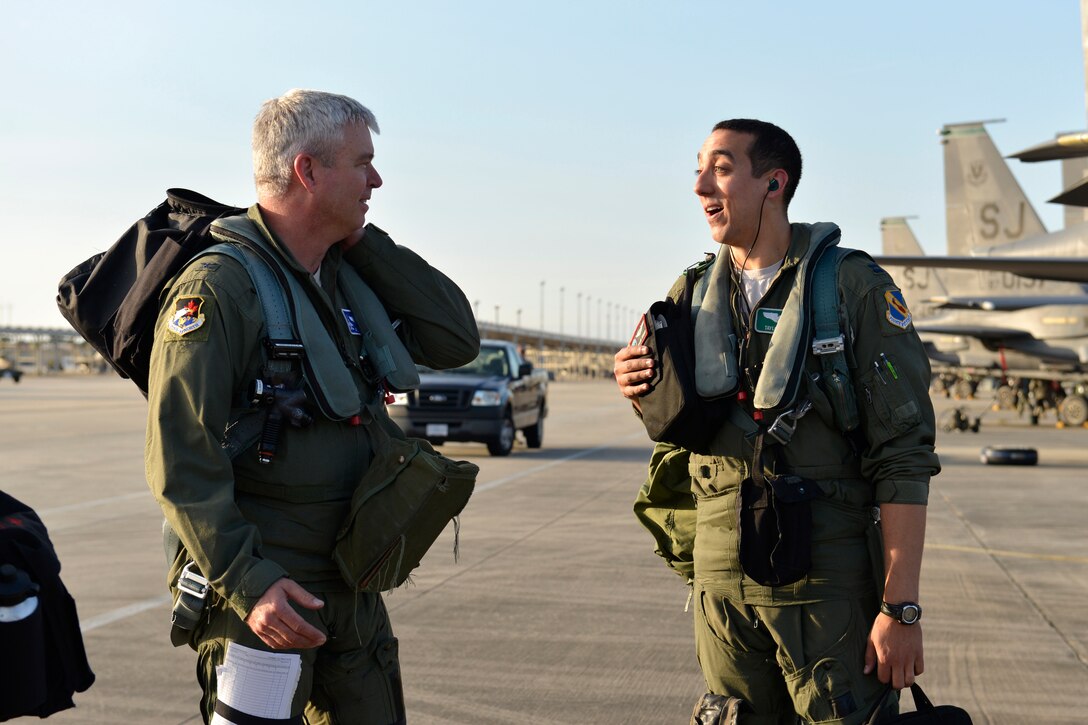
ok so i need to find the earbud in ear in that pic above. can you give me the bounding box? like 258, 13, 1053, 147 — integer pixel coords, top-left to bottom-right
768, 178, 780, 192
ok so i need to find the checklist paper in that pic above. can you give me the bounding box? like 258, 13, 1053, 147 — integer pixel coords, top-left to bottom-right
209, 642, 303, 723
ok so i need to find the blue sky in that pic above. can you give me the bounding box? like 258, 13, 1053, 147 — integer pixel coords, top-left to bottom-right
1, 1, 1084, 332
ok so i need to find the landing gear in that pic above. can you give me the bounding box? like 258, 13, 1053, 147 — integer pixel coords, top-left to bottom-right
938, 407, 980, 433
1058, 394, 1088, 427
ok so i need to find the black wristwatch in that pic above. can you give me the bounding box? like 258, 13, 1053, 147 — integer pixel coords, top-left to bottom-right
880, 600, 922, 625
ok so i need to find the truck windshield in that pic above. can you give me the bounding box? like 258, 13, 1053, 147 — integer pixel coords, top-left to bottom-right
448, 346, 509, 377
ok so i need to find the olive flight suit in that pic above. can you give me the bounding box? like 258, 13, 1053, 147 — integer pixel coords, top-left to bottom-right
667, 223, 940, 724
145, 207, 479, 724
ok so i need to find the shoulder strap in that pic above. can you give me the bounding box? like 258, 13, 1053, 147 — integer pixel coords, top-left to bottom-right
195, 241, 304, 376
810, 247, 860, 433
191, 242, 307, 460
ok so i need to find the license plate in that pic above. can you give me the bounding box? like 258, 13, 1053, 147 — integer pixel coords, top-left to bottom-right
425, 423, 449, 437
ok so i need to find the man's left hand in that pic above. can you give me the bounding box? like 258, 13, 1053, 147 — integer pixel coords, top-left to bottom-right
864, 614, 924, 690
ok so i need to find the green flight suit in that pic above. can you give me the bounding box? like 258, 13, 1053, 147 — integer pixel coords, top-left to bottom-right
145, 207, 479, 724
668, 224, 940, 724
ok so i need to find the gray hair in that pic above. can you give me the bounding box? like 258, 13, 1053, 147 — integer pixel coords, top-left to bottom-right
253, 89, 380, 197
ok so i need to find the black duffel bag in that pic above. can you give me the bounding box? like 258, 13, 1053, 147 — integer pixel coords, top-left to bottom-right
866, 684, 973, 724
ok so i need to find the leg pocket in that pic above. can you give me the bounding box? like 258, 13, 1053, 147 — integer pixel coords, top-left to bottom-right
694, 588, 793, 722
307, 595, 404, 725
779, 599, 885, 724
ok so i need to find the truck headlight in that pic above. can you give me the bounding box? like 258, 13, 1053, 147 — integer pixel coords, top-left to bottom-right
471, 390, 502, 406
388, 393, 409, 406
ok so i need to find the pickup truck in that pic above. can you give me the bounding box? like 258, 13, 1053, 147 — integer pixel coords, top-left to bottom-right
387, 340, 548, 456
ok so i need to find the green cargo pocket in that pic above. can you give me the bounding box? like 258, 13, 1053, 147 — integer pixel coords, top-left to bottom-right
633, 442, 695, 579
782, 600, 885, 724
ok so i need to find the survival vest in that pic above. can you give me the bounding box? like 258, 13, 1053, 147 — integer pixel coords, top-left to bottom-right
633, 229, 865, 582
637, 224, 860, 452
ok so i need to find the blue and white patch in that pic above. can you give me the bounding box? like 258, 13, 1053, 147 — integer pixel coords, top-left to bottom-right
884, 290, 912, 329
341, 309, 361, 336
168, 296, 206, 336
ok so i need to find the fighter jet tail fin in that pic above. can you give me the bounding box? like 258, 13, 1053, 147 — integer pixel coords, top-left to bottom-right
941, 121, 1047, 255
880, 217, 948, 306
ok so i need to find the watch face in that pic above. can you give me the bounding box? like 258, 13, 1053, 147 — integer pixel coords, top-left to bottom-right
901, 604, 921, 624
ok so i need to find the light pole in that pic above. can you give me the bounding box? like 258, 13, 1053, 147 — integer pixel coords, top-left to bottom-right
494, 305, 500, 325
586, 295, 592, 338
516, 308, 522, 328
597, 298, 602, 341
577, 292, 583, 337
539, 281, 545, 331
474, 300, 480, 321
559, 287, 565, 335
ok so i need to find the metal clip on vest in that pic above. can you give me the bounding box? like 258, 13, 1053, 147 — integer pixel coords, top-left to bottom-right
765, 399, 813, 445
171, 561, 210, 632
811, 334, 845, 356
264, 338, 305, 360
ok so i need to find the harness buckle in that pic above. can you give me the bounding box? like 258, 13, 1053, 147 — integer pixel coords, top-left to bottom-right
264, 338, 306, 360
176, 561, 209, 600
811, 335, 845, 356
766, 400, 813, 445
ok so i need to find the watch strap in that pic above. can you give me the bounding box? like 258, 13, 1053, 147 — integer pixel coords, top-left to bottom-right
880, 600, 922, 624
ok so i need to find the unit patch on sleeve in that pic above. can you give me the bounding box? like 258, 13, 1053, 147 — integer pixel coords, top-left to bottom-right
169, 296, 207, 336
884, 290, 912, 329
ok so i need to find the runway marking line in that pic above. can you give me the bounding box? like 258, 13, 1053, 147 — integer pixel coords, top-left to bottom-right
929, 542, 1088, 564
81, 595, 171, 633
474, 430, 647, 493
77, 431, 651, 632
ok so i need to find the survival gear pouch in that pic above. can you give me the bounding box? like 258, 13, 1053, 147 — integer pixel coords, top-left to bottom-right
56, 189, 246, 395
636, 261, 730, 453
633, 442, 696, 580
334, 410, 478, 592
738, 470, 822, 587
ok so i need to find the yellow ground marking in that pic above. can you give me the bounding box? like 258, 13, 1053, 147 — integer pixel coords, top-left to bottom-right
929, 542, 1088, 564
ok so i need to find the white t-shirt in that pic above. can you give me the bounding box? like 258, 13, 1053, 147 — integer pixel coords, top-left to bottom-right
739, 259, 783, 312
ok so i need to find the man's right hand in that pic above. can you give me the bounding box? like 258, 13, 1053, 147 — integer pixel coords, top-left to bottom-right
614, 346, 655, 407
245, 578, 327, 650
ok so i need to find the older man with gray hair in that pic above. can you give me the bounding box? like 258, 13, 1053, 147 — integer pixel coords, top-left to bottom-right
145, 89, 479, 724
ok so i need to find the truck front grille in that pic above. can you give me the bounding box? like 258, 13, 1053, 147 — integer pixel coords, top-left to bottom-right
414, 388, 470, 409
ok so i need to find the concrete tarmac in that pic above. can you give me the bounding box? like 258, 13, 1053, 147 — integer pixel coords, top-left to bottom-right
1, 376, 1085, 724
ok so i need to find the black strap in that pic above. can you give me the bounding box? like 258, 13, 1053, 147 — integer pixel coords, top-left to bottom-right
213, 700, 303, 724
865, 683, 937, 724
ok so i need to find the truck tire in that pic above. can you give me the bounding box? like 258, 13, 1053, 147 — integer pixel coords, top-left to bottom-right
523, 403, 545, 449
1058, 395, 1088, 427
487, 409, 515, 456
980, 446, 1038, 466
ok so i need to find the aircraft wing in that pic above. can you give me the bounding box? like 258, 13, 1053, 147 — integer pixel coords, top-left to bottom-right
912, 322, 1033, 340
924, 295, 1088, 311
1009, 132, 1088, 162
873, 255, 1088, 284
1049, 176, 1088, 207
